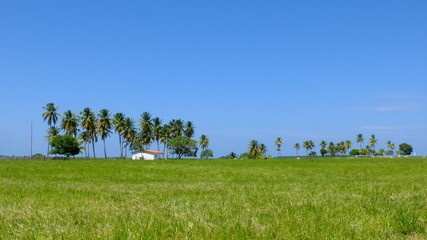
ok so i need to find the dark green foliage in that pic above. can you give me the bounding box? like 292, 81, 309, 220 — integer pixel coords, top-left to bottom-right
200, 149, 213, 159
350, 149, 360, 156
32, 153, 45, 160
227, 152, 238, 159
308, 151, 317, 157
168, 136, 198, 159
320, 149, 328, 157
399, 143, 413, 155
50, 135, 80, 157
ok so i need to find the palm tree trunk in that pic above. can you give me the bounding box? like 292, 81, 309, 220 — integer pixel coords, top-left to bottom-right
165, 142, 168, 160
103, 138, 107, 158
119, 135, 123, 158
92, 141, 96, 158
47, 141, 50, 157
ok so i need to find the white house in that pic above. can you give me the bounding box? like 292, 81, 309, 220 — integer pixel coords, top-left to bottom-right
131, 149, 164, 160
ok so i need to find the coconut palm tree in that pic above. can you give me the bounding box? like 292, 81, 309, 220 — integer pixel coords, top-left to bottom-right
42, 103, 60, 126
42, 103, 60, 157
170, 119, 184, 138
139, 112, 153, 148
386, 141, 395, 156
61, 110, 79, 137
356, 134, 364, 149
319, 140, 327, 150
294, 143, 300, 156
152, 117, 163, 151
199, 135, 210, 158
46, 126, 60, 157
113, 113, 126, 158
259, 144, 267, 156
79, 131, 91, 158
275, 137, 283, 157
302, 140, 315, 156
80, 108, 98, 158
122, 117, 137, 158
369, 134, 378, 152
160, 124, 172, 159
328, 142, 335, 156
345, 140, 352, 155
227, 152, 238, 159
184, 121, 195, 138
98, 109, 112, 158
248, 140, 260, 158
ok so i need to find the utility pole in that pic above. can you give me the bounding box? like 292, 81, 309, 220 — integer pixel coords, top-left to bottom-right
30, 121, 33, 160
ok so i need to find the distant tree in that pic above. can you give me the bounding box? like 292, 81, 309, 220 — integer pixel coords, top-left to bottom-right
61, 110, 79, 137
356, 134, 364, 149
80, 108, 98, 158
113, 113, 126, 158
369, 134, 378, 152
345, 140, 352, 155
139, 112, 153, 148
168, 136, 198, 159
386, 141, 395, 156
308, 151, 317, 157
227, 152, 238, 159
294, 143, 300, 156
319, 141, 327, 150
79, 131, 91, 158
160, 124, 172, 159
98, 109, 113, 158
184, 121, 195, 138
328, 142, 336, 156
200, 149, 213, 158
42, 103, 60, 156
275, 137, 283, 157
320, 148, 328, 157
46, 126, 60, 157
248, 140, 260, 158
122, 117, 137, 157
259, 144, 267, 156
170, 119, 184, 138
152, 117, 163, 151
399, 143, 413, 156
199, 135, 210, 158
302, 140, 315, 156
42, 103, 60, 126
50, 135, 80, 158
349, 149, 360, 156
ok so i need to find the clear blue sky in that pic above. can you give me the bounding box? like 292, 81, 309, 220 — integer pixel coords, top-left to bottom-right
1, 0, 426, 157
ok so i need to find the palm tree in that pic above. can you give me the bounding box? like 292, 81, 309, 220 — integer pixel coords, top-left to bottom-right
319, 140, 327, 150
46, 126, 60, 156
98, 109, 112, 158
259, 144, 267, 156
79, 131, 91, 158
113, 113, 126, 158
80, 108, 98, 158
294, 143, 300, 156
227, 152, 238, 159
152, 117, 163, 151
122, 117, 137, 158
275, 137, 283, 157
160, 124, 172, 159
328, 142, 335, 156
170, 119, 184, 138
369, 134, 378, 152
345, 140, 352, 155
199, 135, 210, 158
302, 140, 315, 156
139, 112, 153, 148
184, 121, 195, 138
356, 134, 364, 149
248, 140, 260, 158
42, 103, 60, 126
42, 103, 60, 157
386, 141, 395, 156
61, 110, 79, 137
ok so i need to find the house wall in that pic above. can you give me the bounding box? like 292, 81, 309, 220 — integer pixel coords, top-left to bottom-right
131, 152, 157, 160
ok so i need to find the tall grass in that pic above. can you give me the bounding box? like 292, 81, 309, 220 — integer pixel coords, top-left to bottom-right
0, 157, 426, 239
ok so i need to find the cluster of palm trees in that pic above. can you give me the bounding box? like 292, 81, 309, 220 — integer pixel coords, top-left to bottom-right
288, 134, 396, 157
247, 140, 268, 158
42, 103, 209, 159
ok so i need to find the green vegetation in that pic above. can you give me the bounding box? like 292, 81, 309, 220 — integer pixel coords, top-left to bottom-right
49, 135, 80, 157
399, 143, 413, 156
0, 157, 426, 239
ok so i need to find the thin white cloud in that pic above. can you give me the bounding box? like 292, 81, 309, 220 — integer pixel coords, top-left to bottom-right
353, 101, 426, 112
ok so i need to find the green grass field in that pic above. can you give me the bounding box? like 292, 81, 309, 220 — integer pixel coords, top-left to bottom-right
0, 157, 426, 239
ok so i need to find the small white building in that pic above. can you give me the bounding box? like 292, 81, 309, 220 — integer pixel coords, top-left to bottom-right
131, 149, 164, 160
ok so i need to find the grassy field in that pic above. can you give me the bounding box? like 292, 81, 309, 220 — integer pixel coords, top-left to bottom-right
0, 157, 426, 239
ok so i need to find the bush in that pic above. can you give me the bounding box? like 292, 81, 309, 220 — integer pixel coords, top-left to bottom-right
350, 149, 360, 156
399, 143, 413, 156
50, 135, 80, 158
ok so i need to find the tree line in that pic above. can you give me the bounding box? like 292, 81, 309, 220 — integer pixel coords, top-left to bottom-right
226, 135, 413, 159
42, 103, 211, 159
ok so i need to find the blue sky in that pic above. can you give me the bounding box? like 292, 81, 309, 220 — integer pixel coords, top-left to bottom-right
1, 0, 426, 157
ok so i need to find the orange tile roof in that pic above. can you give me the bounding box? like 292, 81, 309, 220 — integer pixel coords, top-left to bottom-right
144, 149, 163, 154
